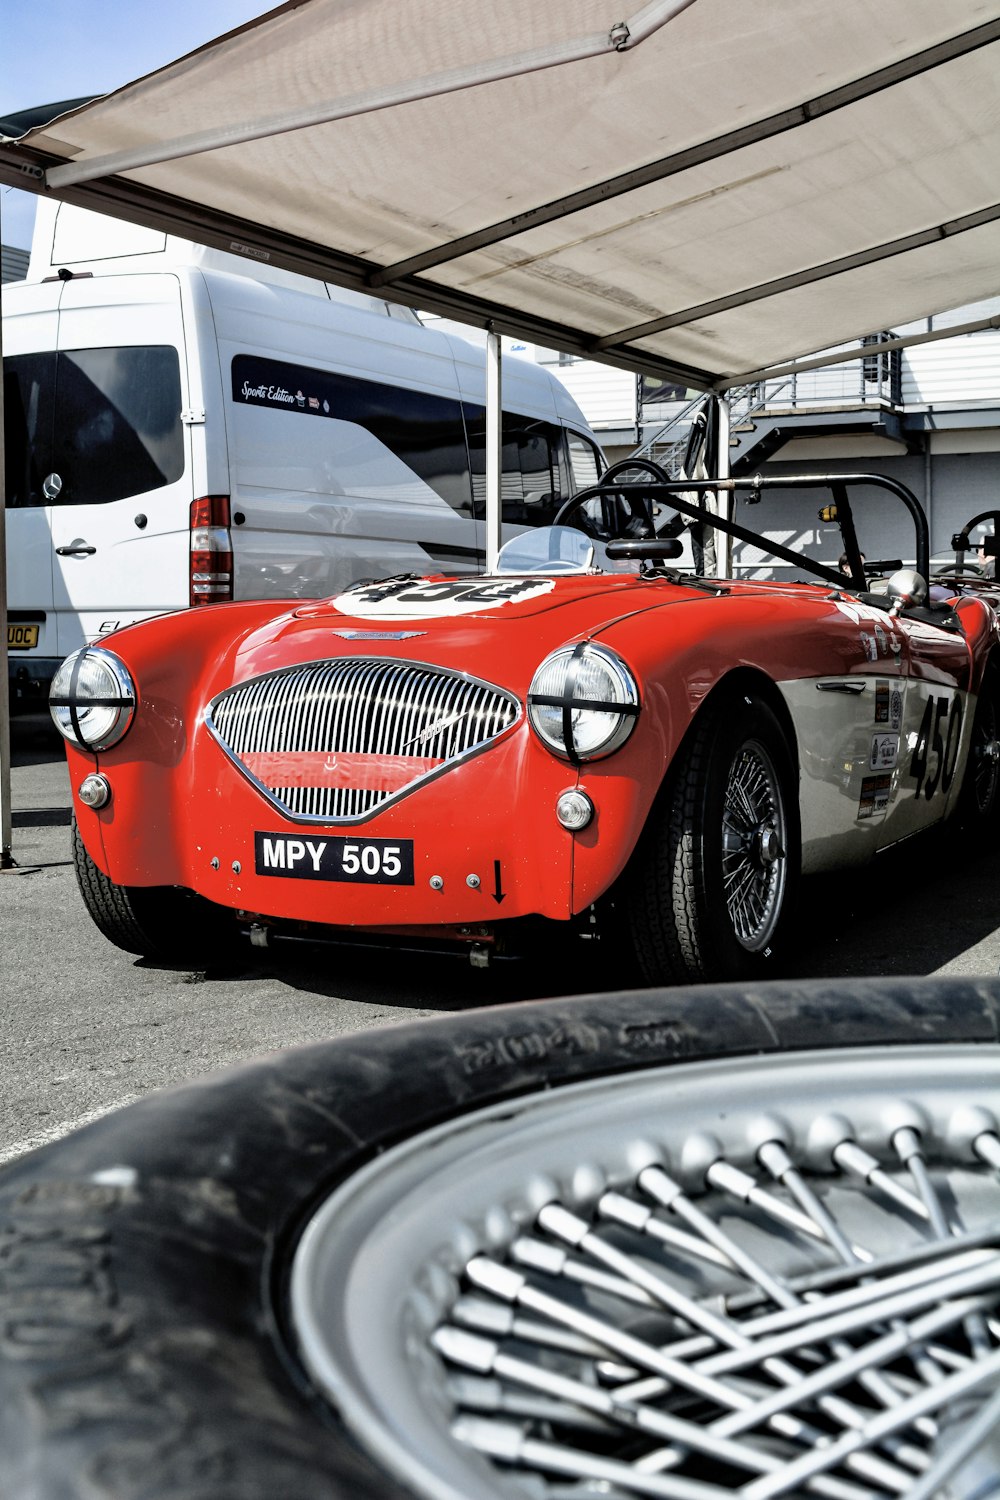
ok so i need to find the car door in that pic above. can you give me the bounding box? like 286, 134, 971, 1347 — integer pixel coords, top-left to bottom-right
808, 598, 970, 852
882, 611, 972, 843
775, 587, 976, 874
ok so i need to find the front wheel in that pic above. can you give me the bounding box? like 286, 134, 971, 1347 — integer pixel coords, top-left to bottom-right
958, 665, 1000, 832
627, 693, 799, 984
72, 820, 238, 965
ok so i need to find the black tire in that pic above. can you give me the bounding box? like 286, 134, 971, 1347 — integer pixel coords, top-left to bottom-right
0, 979, 998, 1499
72, 819, 238, 965
627, 690, 799, 984
958, 663, 1000, 831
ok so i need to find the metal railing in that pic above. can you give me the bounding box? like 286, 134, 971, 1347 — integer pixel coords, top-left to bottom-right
634, 341, 903, 472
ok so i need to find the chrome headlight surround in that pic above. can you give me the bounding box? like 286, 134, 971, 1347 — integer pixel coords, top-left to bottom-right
528, 641, 639, 762
49, 647, 136, 752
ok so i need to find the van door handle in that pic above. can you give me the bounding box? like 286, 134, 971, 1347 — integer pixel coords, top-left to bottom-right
56, 543, 97, 557
816, 680, 866, 694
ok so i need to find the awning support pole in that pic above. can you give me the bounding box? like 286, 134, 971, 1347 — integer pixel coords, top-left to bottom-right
485, 326, 503, 574
0, 281, 15, 868
714, 393, 732, 578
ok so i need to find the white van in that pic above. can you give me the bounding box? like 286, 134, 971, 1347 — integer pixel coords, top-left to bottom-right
3, 203, 604, 707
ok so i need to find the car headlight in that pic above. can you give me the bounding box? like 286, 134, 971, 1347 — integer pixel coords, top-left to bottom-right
528, 642, 639, 761
49, 647, 136, 752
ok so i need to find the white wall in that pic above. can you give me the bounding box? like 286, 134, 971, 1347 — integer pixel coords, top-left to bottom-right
533, 353, 637, 432
903, 331, 1000, 407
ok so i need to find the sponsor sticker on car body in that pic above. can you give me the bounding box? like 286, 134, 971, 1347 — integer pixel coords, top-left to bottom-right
333, 576, 555, 619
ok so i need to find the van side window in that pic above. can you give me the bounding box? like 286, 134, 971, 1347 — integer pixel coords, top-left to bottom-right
4, 353, 56, 508
55, 348, 185, 505
232, 355, 472, 516
465, 408, 562, 527
567, 433, 602, 490
3, 347, 184, 507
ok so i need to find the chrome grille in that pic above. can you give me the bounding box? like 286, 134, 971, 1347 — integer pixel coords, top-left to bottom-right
208, 657, 520, 823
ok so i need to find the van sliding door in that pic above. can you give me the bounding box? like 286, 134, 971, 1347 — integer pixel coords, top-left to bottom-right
228, 355, 478, 597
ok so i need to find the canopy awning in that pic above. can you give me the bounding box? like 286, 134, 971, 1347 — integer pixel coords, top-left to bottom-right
2, 0, 999, 390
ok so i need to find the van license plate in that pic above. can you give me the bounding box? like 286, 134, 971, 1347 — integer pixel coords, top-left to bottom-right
254, 832, 414, 884
7, 624, 40, 650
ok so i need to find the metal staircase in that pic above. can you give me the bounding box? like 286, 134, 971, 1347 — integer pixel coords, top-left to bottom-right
631, 383, 792, 476
632, 350, 901, 475
630, 391, 708, 475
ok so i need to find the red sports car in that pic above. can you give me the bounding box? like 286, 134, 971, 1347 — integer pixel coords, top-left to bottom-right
50, 471, 1000, 984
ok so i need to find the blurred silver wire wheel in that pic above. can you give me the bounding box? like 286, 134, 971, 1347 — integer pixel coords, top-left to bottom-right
290, 1044, 1000, 1500
722, 735, 788, 951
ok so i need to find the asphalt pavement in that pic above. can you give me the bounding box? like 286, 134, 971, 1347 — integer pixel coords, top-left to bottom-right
1, 716, 619, 1163
3, 712, 999, 1164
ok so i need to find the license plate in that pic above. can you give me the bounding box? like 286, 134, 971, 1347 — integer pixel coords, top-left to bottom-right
254, 831, 414, 884
7, 623, 40, 650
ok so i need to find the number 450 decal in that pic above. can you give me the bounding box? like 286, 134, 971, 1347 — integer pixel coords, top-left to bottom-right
909, 693, 963, 800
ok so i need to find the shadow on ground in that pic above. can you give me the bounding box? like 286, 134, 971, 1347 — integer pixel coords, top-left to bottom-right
135, 828, 1000, 1013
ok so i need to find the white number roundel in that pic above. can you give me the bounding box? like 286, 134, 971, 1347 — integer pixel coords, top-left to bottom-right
334, 577, 555, 620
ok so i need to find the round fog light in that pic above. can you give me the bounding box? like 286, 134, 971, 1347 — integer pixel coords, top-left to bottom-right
556, 788, 594, 831
78, 773, 111, 809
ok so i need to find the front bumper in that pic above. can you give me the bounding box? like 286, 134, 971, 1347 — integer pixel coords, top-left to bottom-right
71, 716, 657, 931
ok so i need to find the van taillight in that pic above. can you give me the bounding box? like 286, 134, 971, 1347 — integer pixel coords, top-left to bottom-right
189, 496, 234, 606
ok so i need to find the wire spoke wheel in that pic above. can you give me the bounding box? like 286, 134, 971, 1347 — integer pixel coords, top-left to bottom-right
627, 693, 798, 983
970, 691, 1000, 818
290, 1044, 1000, 1500
721, 736, 787, 951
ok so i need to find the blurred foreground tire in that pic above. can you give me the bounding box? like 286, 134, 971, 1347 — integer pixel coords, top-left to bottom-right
1, 977, 999, 1499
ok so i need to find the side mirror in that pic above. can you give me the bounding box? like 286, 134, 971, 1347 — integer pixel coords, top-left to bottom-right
886, 567, 928, 610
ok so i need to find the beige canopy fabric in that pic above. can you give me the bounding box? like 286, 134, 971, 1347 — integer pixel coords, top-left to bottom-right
1, 0, 999, 389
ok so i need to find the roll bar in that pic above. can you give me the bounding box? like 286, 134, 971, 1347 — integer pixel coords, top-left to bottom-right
951, 510, 1000, 554
571, 471, 930, 586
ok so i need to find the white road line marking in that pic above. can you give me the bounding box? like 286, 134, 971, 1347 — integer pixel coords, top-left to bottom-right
0, 1095, 141, 1166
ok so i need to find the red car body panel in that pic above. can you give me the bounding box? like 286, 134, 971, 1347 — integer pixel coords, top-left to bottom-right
64, 568, 1000, 941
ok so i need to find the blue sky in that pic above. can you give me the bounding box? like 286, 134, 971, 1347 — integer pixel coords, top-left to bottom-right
1, 1, 275, 248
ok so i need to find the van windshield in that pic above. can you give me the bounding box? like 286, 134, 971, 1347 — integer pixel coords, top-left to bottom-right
3, 346, 184, 507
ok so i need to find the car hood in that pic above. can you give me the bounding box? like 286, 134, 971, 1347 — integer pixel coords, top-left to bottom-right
228, 572, 725, 694
297, 572, 683, 622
